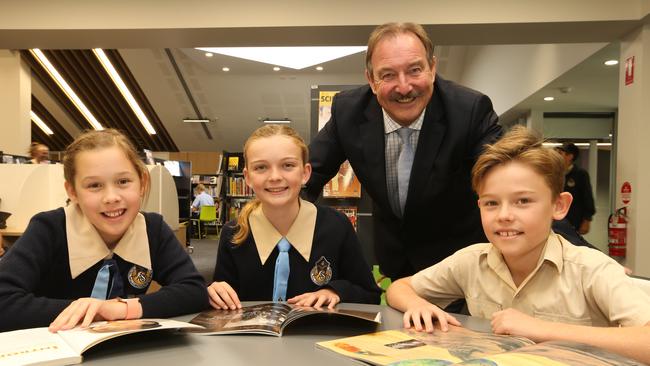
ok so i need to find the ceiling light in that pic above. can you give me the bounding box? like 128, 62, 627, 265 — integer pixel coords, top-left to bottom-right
183, 118, 210, 123
543, 142, 612, 147
604, 60, 619, 66
30, 111, 54, 135
205, 52, 213, 58
273, 66, 281, 71
93, 49, 156, 135
30, 49, 104, 131
543, 96, 555, 101
196, 46, 367, 70
316, 66, 324, 71
222, 67, 230, 72
263, 118, 291, 124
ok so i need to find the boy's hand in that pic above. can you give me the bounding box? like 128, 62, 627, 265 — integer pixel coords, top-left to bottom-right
207, 281, 241, 310
403, 299, 461, 333
49, 298, 128, 332
287, 288, 340, 309
491, 308, 551, 341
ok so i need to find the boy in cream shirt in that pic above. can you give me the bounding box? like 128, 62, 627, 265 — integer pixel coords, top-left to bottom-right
387, 126, 650, 364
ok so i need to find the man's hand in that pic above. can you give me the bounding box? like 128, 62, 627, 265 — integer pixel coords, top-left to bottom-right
288, 288, 340, 309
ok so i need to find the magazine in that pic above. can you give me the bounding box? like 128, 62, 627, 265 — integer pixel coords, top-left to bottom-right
0, 319, 201, 366
187, 302, 381, 337
317, 326, 644, 366
323, 160, 362, 198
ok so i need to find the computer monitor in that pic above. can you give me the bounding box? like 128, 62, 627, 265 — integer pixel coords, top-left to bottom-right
163, 160, 182, 177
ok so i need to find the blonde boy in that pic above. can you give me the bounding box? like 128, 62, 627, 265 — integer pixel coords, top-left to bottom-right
387, 126, 650, 363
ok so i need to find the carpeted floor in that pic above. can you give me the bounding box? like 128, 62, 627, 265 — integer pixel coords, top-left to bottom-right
187, 236, 219, 285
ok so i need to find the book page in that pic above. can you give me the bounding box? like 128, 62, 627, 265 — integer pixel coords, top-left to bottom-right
285, 305, 381, 324
57, 319, 200, 355
317, 326, 533, 365
188, 303, 292, 335
0, 327, 80, 366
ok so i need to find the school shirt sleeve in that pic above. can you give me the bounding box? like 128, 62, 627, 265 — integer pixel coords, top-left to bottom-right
324, 210, 381, 304
0, 211, 73, 331
211, 222, 241, 292
411, 247, 471, 309
137, 213, 209, 317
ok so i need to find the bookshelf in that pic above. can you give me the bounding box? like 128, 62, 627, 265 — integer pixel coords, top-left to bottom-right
221, 151, 255, 224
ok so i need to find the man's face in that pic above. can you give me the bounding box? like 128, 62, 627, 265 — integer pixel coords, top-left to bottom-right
366, 32, 435, 127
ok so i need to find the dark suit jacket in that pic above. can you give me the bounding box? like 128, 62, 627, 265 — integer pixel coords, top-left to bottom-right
306, 76, 502, 279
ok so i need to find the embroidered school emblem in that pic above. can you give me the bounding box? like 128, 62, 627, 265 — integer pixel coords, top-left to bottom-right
567, 177, 576, 188
310, 256, 332, 286
127, 265, 153, 289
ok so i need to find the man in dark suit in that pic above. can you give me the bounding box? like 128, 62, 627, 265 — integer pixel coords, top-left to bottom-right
306, 22, 502, 280
556, 142, 596, 235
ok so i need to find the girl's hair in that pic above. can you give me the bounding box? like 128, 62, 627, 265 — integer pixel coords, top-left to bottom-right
231, 125, 308, 244
62, 129, 151, 201
472, 125, 565, 199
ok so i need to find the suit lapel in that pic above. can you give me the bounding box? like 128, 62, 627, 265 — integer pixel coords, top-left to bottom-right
361, 97, 391, 211
406, 89, 446, 214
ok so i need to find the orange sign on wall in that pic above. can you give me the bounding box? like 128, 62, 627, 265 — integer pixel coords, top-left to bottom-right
625, 56, 635, 85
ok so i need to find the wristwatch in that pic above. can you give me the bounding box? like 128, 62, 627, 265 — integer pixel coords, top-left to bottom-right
117, 297, 140, 320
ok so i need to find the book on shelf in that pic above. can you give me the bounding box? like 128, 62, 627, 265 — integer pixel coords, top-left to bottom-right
227, 156, 240, 171
0, 319, 201, 366
323, 160, 361, 198
216, 153, 224, 174
186, 302, 381, 337
333, 206, 358, 231
317, 326, 643, 366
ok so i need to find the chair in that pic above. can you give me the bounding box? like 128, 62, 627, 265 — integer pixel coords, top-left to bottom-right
191, 205, 217, 239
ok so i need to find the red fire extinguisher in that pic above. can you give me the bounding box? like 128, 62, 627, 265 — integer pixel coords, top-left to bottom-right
608, 207, 628, 257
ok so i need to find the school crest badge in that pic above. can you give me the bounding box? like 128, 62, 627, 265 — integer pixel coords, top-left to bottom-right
127, 265, 153, 289
310, 256, 332, 286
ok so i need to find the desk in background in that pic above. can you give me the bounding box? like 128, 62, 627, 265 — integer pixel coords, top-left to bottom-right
81, 303, 491, 366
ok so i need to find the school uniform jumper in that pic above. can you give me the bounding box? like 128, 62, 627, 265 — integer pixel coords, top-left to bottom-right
0, 207, 208, 331
213, 201, 381, 304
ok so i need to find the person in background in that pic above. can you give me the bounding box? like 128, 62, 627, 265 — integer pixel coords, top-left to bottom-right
0, 129, 208, 332
556, 142, 596, 234
306, 22, 502, 282
386, 126, 650, 365
191, 183, 215, 215
28, 142, 50, 164
208, 125, 380, 310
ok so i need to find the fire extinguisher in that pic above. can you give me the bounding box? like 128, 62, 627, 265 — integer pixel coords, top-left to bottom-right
608, 207, 628, 257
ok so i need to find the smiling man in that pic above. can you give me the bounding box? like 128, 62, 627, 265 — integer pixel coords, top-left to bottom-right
306, 22, 502, 281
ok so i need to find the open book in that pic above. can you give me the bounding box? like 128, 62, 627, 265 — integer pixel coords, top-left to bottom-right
317, 326, 643, 365
188, 302, 381, 336
0, 319, 201, 366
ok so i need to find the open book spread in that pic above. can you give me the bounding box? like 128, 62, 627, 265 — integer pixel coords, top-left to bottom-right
188, 302, 381, 336
0, 319, 200, 366
316, 327, 644, 366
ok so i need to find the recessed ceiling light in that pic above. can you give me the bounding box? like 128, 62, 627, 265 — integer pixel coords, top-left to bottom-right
196, 46, 367, 70
205, 52, 213, 58
316, 66, 324, 71
222, 67, 230, 72
544, 96, 555, 101
273, 66, 280, 71
604, 60, 619, 66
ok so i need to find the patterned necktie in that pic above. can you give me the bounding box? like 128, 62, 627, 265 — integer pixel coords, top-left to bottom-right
272, 238, 291, 302
397, 127, 415, 215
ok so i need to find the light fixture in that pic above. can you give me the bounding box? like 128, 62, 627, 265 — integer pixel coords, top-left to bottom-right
205, 52, 213, 58
543, 96, 555, 101
273, 66, 281, 71
30, 49, 104, 131
196, 46, 367, 70
222, 67, 230, 72
543, 142, 612, 147
183, 118, 210, 123
93, 49, 157, 135
30, 111, 54, 135
316, 66, 324, 71
604, 60, 619, 66
263, 118, 291, 124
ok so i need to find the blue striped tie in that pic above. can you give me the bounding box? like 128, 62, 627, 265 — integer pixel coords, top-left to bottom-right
397, 127, 415, 215
272, 238, 291, 302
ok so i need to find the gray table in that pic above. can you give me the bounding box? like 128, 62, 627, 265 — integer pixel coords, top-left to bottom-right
82, 303, 491, 365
